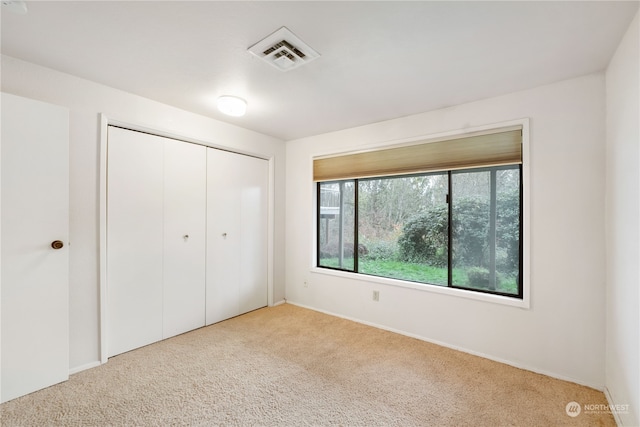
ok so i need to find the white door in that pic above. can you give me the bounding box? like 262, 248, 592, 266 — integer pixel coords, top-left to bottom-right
206, 149, 268, 325
238, 155, 269, 314
1, 93, 69, 403
107, 127, 207, 356
107, 127, 164, 356
163, 139, 206, 338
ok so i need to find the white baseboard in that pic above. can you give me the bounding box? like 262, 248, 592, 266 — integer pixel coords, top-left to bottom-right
604, 387, 624, 427
286, 300, 603, 391
271, 299, 286, 307
69, 360, 101, 376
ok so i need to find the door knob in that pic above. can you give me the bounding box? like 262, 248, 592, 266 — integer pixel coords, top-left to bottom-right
51, 240, 64, 250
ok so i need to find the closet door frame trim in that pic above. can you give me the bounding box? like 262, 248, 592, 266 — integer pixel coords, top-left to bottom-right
98, 114, 275, 364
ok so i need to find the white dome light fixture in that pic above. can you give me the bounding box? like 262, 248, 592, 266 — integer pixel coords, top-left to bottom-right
217, 96, 247, 117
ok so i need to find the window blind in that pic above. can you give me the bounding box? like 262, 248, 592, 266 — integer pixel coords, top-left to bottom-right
313, 127, 522, 182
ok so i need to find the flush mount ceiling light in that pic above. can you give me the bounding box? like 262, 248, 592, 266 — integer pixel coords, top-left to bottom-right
217, 96, 247, 117
248, 26, 320, 72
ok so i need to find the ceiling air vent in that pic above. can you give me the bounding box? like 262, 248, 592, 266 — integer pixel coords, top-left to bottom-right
248, 27, 320, 72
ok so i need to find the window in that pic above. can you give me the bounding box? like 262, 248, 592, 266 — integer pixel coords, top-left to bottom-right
315, 127, 523, 299
318, 181, 355, 270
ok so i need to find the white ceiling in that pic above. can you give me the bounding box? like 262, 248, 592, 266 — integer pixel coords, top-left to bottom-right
2, 1, 638, 141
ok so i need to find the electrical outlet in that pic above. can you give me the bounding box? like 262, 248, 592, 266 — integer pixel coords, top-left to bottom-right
372, 290, 380, 302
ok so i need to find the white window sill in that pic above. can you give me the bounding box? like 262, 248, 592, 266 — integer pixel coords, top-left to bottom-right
311, 266, 530, 309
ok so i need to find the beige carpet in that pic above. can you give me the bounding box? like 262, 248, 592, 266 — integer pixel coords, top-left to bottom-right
1, 304, 615, 426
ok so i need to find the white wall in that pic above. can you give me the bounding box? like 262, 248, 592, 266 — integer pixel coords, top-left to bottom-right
286, 73, 607, 388
0, 55, 287, 372
605, 11, 639, 427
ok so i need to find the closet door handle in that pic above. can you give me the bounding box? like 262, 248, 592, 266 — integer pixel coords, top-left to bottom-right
222, 233, 227, 238
51, 240, 64, 250
183, 234, 189, 240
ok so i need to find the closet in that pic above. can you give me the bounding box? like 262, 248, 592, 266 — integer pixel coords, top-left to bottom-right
106, 126, 268, 357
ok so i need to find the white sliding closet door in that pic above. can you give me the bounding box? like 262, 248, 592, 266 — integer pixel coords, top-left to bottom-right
163, 139, 206, 339
238, 156, 269, 314
1, 93, 69, 403
107, 127, 164, 356
107, 127, 206, 357
206, 149, 268, 325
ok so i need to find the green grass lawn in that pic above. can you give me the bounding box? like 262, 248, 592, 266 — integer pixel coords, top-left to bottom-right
359, 259, 468, 287
319, 258, 518, 294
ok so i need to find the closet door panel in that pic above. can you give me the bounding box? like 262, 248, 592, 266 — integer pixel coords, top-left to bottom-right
107, 127, 164, 356
238, 155, 269, 314
206, 149, 268, 324
163, 139, 207, 338
206, 149, 241, 324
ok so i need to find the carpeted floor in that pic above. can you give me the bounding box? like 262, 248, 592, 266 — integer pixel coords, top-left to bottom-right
1, 303, 615, 426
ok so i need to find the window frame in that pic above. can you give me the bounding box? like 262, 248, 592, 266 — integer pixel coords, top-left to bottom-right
316, 165, 523, 299
311, 120, 530, 309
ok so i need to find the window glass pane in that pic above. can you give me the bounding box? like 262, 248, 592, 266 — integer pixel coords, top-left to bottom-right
496, 168, 521, 294
318, 181, 355, 271
358, 173, 448, 286
451, 166, 520, 295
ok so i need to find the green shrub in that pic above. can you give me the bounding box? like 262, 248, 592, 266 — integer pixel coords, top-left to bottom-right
361, 240, 398, 261
466, 267, 490, 287
398, 206, 448, 266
